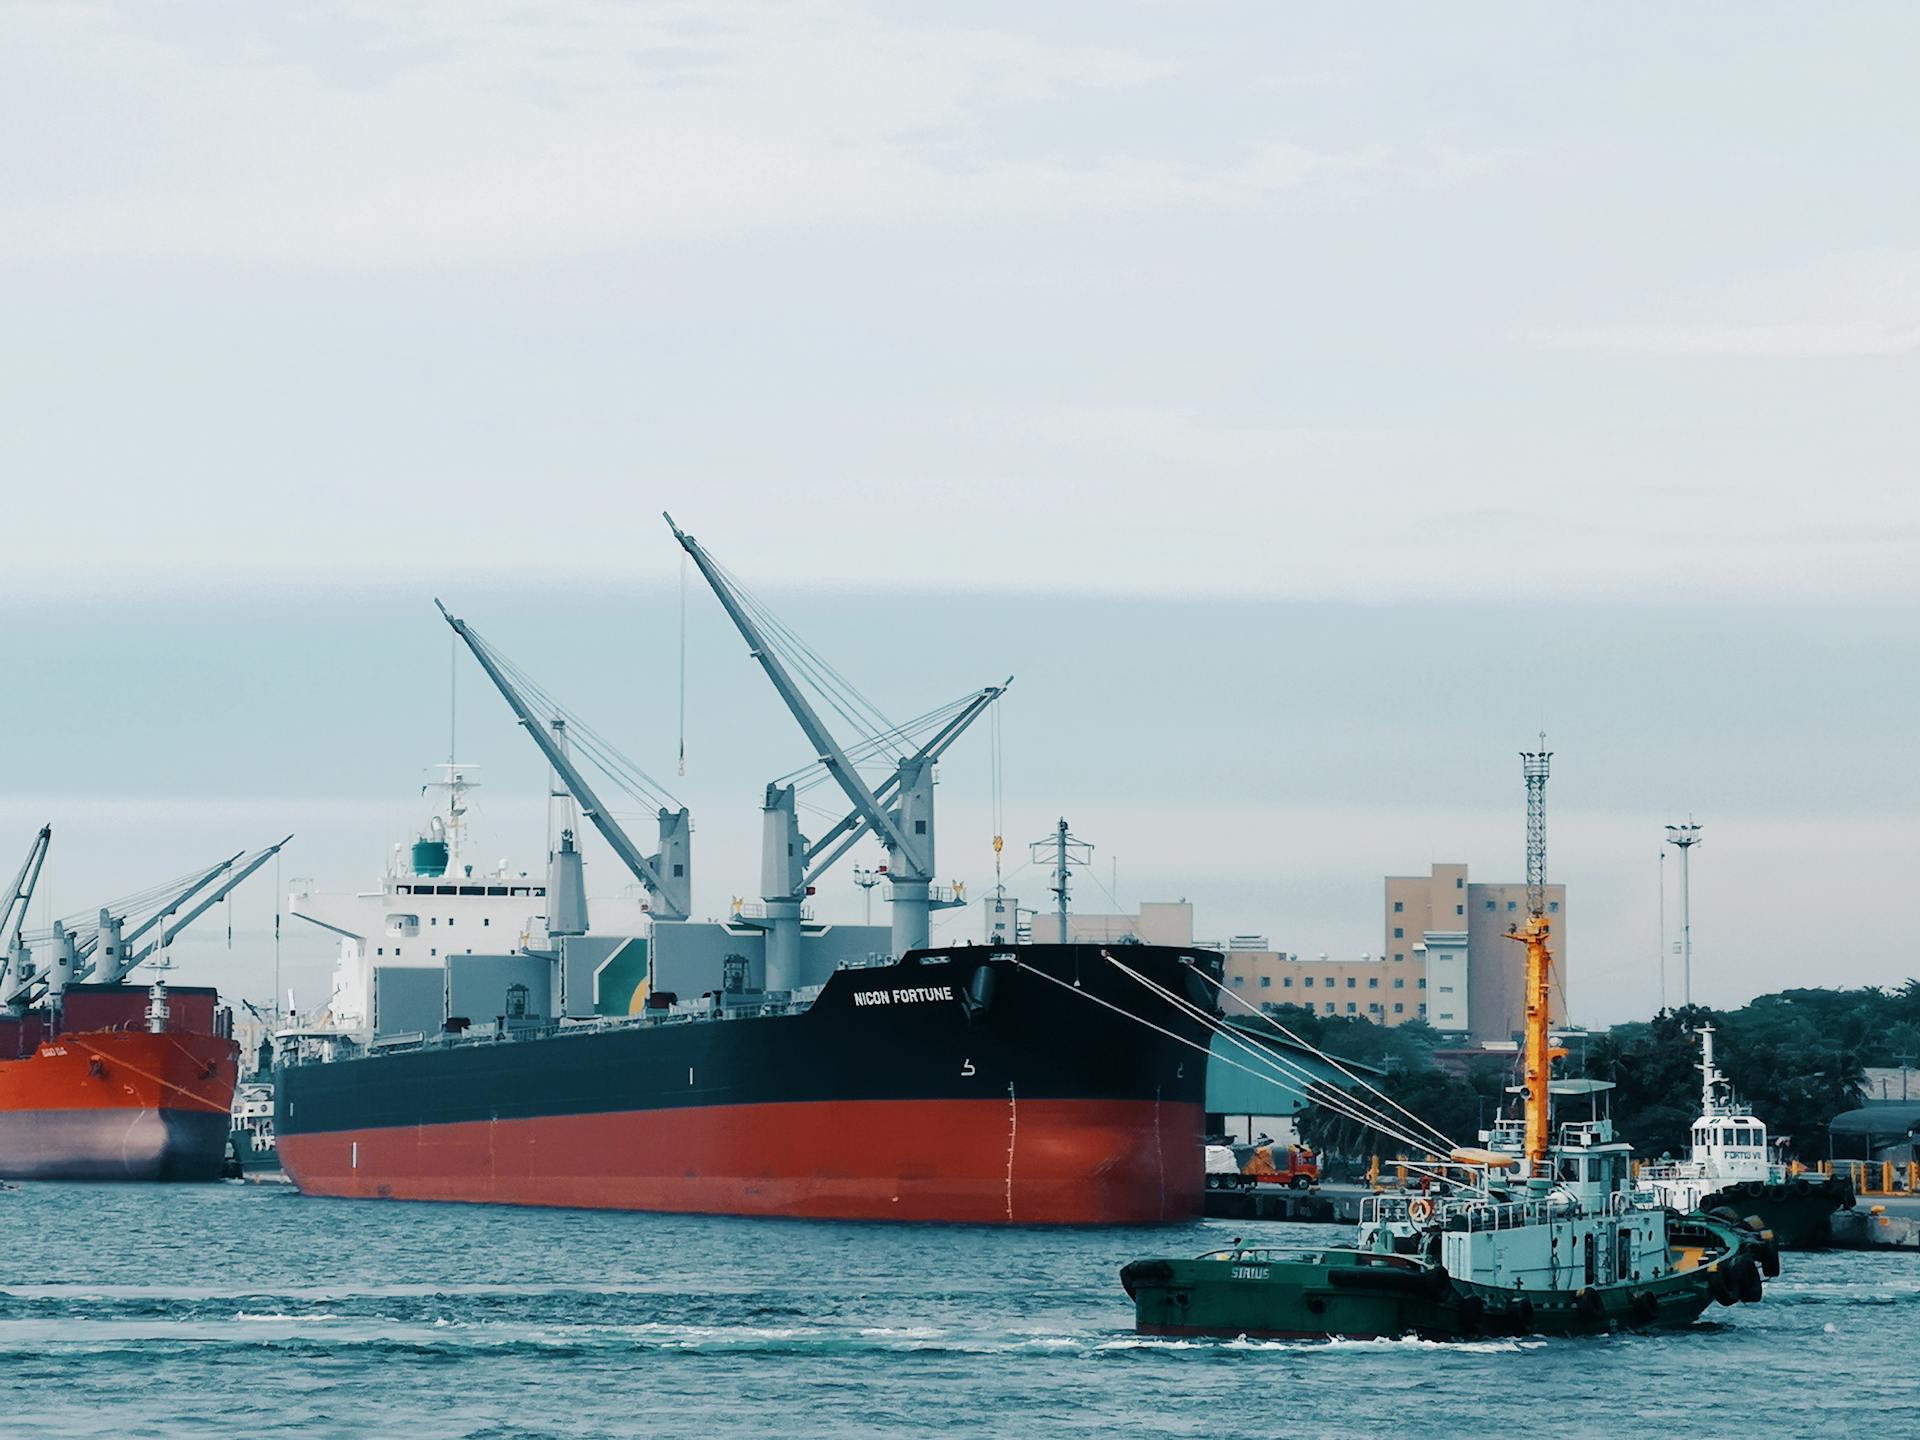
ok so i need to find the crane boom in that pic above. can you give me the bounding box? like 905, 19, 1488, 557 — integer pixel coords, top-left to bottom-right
0, 825, 52, 998
2, 826, 51, 955
802, 681, 1009, 886
665, 513, 915, 859
438, 601, 690, 921
98, 853, 238, 960
110, 836, 294, 982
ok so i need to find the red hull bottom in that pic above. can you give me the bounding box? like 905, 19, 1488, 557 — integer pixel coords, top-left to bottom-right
278, 1097, 1204, 1223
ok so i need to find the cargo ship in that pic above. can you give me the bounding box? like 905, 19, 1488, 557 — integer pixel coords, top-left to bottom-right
1, 827, 286, 1181
277, 941, 1220, 1221
274, 516, 1225, 1223
0, 980, 238, 1181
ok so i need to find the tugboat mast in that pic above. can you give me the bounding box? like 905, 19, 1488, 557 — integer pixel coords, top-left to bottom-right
1514, 737, 1562, 1172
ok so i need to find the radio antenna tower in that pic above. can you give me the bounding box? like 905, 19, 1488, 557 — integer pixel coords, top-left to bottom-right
1523, 733, 1551, 918
1030, 819, 1092, 945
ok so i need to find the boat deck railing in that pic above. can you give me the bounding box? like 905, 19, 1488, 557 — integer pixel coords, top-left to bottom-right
1638, 1158, 1788, 1185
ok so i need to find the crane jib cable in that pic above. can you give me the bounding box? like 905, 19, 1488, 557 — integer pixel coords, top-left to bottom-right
1014, 956, 1449, 1161
1098, 952, 1458, 1156
466, 627, 685, 815
1194, 967, 1459, 1155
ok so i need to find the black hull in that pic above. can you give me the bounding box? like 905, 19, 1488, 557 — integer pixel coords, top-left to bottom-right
275, 944, 1225, 1222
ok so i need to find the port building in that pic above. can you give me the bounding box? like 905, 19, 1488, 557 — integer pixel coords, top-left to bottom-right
1067, 862, 1565, 1044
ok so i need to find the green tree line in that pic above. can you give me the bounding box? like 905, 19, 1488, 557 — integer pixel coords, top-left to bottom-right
1292, 980, 1920, 1164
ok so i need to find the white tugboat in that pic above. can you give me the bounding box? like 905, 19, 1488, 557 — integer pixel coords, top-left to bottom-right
1638, 1023, 1854, 1247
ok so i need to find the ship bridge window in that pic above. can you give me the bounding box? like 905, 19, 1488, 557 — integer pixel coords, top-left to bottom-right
435, 885, 457, 895
459, 886, 483, 896
487, 886, 507, 897
511, 887, 531, 897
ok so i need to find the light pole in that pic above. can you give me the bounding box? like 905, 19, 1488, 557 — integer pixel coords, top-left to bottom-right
1665, 822, 1703, 1007
1658, 849, 1667, 1013
852, 865, 884, 926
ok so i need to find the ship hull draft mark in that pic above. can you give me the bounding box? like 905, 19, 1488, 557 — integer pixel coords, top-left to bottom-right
279, 1096, 1200, 1223
277, 944, 1221, 1224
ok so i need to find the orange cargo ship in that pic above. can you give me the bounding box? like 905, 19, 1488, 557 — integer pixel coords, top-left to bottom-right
0, 984, 239, 1182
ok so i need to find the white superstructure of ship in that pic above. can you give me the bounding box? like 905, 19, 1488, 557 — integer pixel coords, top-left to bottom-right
288, 765, 647, 1039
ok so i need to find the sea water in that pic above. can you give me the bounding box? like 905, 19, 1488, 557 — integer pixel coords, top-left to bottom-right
2, 1182, 1916, 1438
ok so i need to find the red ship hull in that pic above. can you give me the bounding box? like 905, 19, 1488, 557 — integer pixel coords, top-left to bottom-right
277, 1095, 1204, 1223
0, 1030, 238, 1181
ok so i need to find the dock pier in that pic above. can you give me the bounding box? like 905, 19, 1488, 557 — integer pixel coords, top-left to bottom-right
1207, 1183, 1920, 1251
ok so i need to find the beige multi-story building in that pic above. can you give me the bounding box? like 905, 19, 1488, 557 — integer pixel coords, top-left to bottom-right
1386, 863, 1567, 1041
1049, 867, 1566, 1043
1221, 949, 1424, 1025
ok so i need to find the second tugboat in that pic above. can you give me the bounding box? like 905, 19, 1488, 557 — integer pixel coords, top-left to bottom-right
1638, 1023, 1854, 1248
1121, 743, 1775, 1339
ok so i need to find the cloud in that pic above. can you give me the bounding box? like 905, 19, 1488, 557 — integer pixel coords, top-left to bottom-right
1523, 319, 1920, 359
1520, 247, 1920, 359
0, 3, 1493, 270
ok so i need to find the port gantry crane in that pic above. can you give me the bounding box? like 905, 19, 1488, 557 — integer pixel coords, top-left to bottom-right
666, 513, 1008, 990
437, 600, 693, 926
1, 834, 291, 1012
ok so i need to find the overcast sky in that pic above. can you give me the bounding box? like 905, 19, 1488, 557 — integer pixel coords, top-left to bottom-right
3, 3, 1916, 1025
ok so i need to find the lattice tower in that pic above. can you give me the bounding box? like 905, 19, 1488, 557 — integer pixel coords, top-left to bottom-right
1521, 735, 1552, 918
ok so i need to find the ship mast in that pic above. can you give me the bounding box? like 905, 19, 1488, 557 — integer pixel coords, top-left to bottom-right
1513, 738, 1562, 1172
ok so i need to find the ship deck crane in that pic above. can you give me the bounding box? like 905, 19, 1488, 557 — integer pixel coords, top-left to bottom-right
83, 850, 240, 985
438, 601, 692, 924
0, 825, 53, 1002
4, 836, 292, 1008
666, 513, 1007, 987
92, 836, 293, 986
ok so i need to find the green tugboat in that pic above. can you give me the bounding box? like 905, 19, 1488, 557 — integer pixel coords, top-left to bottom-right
1121, 743, 1776, 1341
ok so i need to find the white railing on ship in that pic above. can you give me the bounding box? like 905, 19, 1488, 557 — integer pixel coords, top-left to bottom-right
1361, 1194, 1414, 1224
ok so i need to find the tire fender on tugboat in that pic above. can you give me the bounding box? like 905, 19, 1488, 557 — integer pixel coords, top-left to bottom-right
1707, 1265, 1737, 1307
